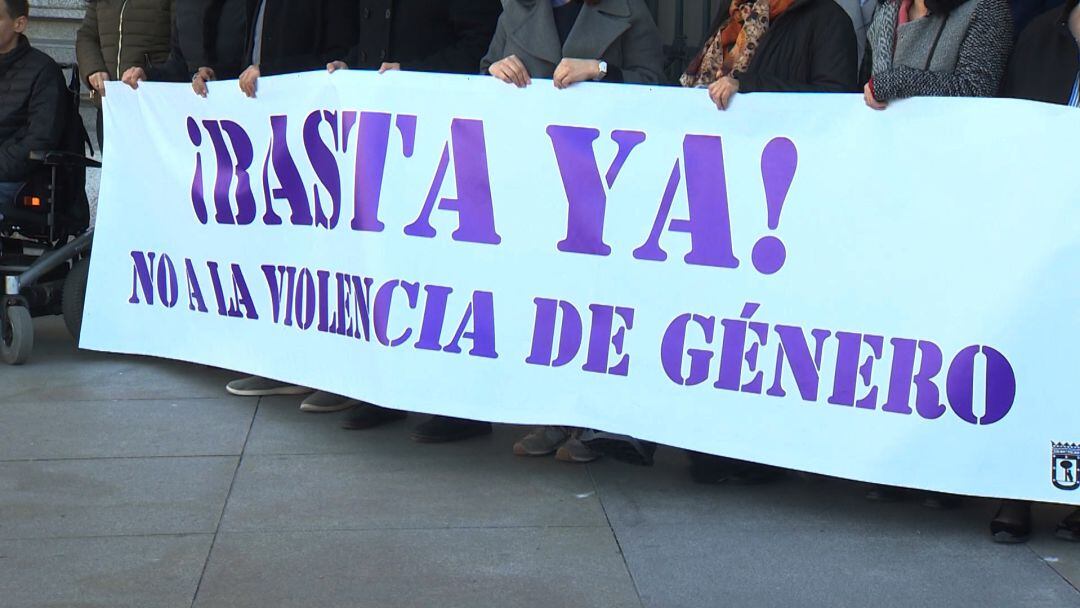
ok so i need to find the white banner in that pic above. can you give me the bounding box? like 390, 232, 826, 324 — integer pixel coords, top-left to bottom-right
84, 71, 1080, 504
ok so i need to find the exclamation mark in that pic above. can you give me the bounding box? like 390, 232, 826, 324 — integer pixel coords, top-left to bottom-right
751, 137, 798, 275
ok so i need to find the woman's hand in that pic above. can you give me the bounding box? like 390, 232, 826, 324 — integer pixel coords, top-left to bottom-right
327, 60, 348, 73
379, 62, 401, 73
120, 67, 146, 90
239, 64, 260, 98
863, 82, 887, 110
488, 55, 531, 87
88, 71, 110, 97
708, 76, 739, 110
192, 67, 216, 97
553, 58, 600, 89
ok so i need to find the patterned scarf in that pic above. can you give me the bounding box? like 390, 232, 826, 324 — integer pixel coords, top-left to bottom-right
680, 0, 796, 87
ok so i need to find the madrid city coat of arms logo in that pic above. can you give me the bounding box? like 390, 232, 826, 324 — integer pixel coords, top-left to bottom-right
1052, 442, 1080, 491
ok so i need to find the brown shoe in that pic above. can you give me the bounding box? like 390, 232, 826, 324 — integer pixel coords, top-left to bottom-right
513, 427, 569, 456
555, 434, 599, 463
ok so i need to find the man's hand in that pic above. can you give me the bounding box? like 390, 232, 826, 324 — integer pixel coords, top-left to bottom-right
327, 60, 348, 73
88, 71, 110, 97
192, 67, 216, 97
863, 82, 887, 110
378, 62, 401, 73
708, 77, 739, 110
121, 67, 147, 90
553, 58, 601, 89
488, 55, 531, 87
239, 64, 260, 98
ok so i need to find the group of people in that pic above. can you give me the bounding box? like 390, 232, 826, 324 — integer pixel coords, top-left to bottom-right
1, 0, 1077, 543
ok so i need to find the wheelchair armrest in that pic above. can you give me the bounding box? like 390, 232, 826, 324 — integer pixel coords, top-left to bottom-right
29, 150, 103, 169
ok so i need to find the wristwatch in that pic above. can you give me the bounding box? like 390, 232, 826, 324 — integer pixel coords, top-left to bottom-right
595, 60, 608, 81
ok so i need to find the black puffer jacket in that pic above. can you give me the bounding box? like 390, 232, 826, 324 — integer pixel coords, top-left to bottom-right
0, 36, 67, 182
703, 0, 860, 93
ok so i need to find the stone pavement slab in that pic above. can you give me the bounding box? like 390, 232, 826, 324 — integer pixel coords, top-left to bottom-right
589, 451, 1080, 608
0, 534, 212, 608
220, 447, 607, 532
193, 528, 641, 608
4, 317, 1080, 607
0, 456, 237, 539
0, 319, 235, 403
0, 398, 254, 460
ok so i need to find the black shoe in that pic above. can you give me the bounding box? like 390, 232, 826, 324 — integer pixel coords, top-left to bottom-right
991, 500, 1032, 544
410, 416, 492, 443
922, 492, 962, 510
340, 404, 407, 430
1055, 508, 1080, 542
726, 462, 785, 485
581, 431, 656, 466
865, 485, 905, 502
686, 452, 783, 485
687, 452, 738, 484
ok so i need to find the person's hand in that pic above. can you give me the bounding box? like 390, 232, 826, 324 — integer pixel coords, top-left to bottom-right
239, 64, 260, 98
708, 76, 739, 110
378, 62, 401, 73
864, 82, 887, 110
553, 58, 601, 89
327, 60, 348, 73
88, 71, 110, 97
488, 55, 531, 87
192, 66, 216, 97
121, 67, 147, 90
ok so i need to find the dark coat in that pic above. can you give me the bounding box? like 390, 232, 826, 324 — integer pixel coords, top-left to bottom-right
146, 0, 252, 82
346, 0, 502, 73
727, 0, 860, 93
76, 0, 174, 82
480, 0, 665, 84
1001, 0, 1080, 104
1010, 0, 1067, 36
245, 0, 358, 76
0, 36, 67, 182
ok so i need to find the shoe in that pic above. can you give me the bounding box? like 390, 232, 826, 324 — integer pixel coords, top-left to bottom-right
1055, 508, 1080, 542
410, 416, 492, 443
341, 404, 407, 430
226, 376, 312, 397
726, 463, 785, 485
687, 452, 738, 484
865, 485, 905, 502
581, 431, 656, 466
299, 391, 360, 413
991, 500, 1032, 544
555, 431, 599, 463
513, 427, 569, 456
922, 492, 962, 510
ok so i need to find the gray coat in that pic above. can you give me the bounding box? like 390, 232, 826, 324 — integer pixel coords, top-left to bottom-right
863, 0, 1013, 100
480, 0, 664, 84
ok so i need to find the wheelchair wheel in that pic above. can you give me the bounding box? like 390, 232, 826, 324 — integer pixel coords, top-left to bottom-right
62, 257, 90, 343
1, 306, 34, 365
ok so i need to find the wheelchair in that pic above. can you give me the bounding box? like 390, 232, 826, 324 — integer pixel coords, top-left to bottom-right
1, 64, 99, 365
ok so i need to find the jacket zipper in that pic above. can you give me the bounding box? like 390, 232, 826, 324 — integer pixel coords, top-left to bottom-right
116, 0, 130, 74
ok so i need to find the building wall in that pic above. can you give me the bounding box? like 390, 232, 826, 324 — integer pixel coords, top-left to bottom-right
26, 0, 85, 66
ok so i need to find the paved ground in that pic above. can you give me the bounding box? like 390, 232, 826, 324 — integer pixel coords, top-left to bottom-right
3, 318, 1080, 608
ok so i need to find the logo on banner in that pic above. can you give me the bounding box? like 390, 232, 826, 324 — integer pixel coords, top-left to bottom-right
1052, 443, 1080, 490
